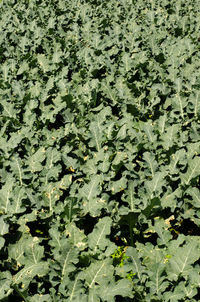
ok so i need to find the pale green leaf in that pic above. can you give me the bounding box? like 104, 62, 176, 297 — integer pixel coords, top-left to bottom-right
29, 294, 52, 302
146, 263, 169, 297
0, 238, 5, 250
99, 279, 133, 301
161, 124, 179, 150
88, 217, 112, 251
143, 152, 158, 178
181, 157, 200, 185
54, 241, 79, 281
13, 262, 49, 288
0, 271, 12, 300
143, 121, 157, 143
145, 171, 166, 199
26, 147, 46, 173
125, 247, 145, 282
167, 239, 200, 280
186, 187, 200, 208
84, 259, 114, 289
0, 217, 9, 236
37, 54, 50, 72
0, 177, 14, 214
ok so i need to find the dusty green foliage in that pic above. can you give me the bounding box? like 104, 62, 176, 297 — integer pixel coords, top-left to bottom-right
0, 0, 200, 301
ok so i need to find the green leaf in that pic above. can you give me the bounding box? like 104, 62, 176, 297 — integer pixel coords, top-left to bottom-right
26, 147, 46, 173
161, 124, 179, 150
29, 294, 52, 302
62, 155, 78, 170
157, 114, 167, 133
37, 54, 50, 72
52, 43, 63, 64
0, 271, 12, 300
88, 289, 100, 302
64, 222, 87, 250
13, 262, 49, 289
180, 157, 200, 185
153, 218, 172, 246
145, 171, 166, 199
0, 0, 200, 300
88, 121, 103, 152
171, 94, 187, 119
164, 281, 197, 301
97, 148, 111, 173
41, 147, 61, 181
59, 273, 86, 301
23, 236, 45, 265
41, 182, 62, 212
188, 267, 200, 287
146, 263, 169, 297
0, 216, 9, 236
99, 279, 133, 301
0, 177, 14, 214
125, 247, 145, 282
84, 259, 114, 289
1, 62, 9, 82
143, 152, 158, 178
143, 121, 157, 144
116, 124, 127, 140
167, 239, 200, 280
54, 241, 79, 281
88, 217, 112, 252
0, 238, 5, 250
1, 99, 18, 118
48, 225, 62, 251
186, 142, 200, 159
112, 152, 127, 165
122, 180, 139, 212
101, 81, 117, 105
185, 187, 200, 208
161, 187, 182, 210
8, 235, 29, 267
17, 61, 29, 75
62, 196, 78, 222
109, 176, 127, 194
79, 175, 101, 213
168, 149, 186, 175
192, 92, 199, 118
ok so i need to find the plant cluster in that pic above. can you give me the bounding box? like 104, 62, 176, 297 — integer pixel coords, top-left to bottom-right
0, 0, 200, 301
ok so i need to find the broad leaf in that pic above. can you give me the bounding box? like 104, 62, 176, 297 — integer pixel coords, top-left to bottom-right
88, 217, 112, 252
181, 157, 200, 185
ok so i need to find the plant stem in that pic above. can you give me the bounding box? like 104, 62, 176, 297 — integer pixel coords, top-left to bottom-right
129, 220, 134, 247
